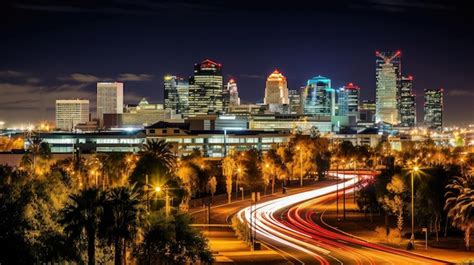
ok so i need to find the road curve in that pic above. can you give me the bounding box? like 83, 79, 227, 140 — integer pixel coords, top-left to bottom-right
236, 172, 449, 265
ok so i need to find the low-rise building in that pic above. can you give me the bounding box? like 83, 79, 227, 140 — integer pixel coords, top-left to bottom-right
146, 121, 291, 157
249, 114, 332, 134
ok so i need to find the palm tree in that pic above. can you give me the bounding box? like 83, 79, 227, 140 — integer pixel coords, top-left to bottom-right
61, 188, 105, 265
222, 156, 236, 203
142, 139, 176, 173
176, 162, 198, 211
445, 176, 474, 250
101, 185, 146, 265
22, 135, 51, 175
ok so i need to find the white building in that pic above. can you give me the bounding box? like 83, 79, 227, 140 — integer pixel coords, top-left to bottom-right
55, 99, 90, 131
97, 82, 124, 124
264, 70, 289, 106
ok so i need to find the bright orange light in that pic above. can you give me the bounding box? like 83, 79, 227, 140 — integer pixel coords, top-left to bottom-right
155, 186, 161, 193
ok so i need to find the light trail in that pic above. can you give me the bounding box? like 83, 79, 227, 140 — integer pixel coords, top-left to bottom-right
237, 172, 449, 264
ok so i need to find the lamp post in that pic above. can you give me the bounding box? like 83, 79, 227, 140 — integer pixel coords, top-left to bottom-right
237, 167, 242, 199
343, 159, 347, 220
336, 160, 339, 219
297, 146, 303, 187
410, 166, 420, 248
154, 185, 171, 218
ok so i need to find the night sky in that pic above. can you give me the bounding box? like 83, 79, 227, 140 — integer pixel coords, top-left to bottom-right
1, 0, 473, 126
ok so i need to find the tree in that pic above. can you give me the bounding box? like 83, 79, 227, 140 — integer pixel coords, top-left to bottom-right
263, 148, 285, 194
101, 185, 146, 265
131, 139, 176, 186
208, 176, 217, 201
445, 175, 474, 250
176, 162, 198, 211
21, 136, 52, 177
0, 165, 81, 264
382, 175, 407, 241
134, 212, 213, 265
142, 139, 176, 172
222, 156, 237, 203
61, 188, 106, 265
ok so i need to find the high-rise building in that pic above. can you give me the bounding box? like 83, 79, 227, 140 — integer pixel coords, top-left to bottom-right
375, 51, 401, 124
359, 100, 376, 123
56, 99, 89, 131
336, 87, 348, 116
303, 76, 335, 116
264, 70, 289, 105
97, 82, 123, 124
345, 83, 360, 118
288, 88, 302, 114
399, 76, 416, 127
227, 78, 241, 107
188, 59, 224, 117
337, 83, 360, 119
164, 75, 189, 115
424, 88, 443, 130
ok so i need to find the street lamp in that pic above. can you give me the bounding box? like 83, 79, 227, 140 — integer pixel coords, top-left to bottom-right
154, 185, 171, 218
410, 165, 420, 248
343, 159, 347, 220
296, 146, 303, 187
236, 167, 242, 199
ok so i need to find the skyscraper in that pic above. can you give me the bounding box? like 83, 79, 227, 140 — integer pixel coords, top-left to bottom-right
375, 51, 401, 125
303, 76, 335, 116
188, 59, 224, 117
359, 100, 376, 123
227, 78, 241, 106
288, 88, 302, 114
56, 99, 89, 131
164, 75, 189, 115
337, 83, 360, 119
424, 88, 443, 130
264, 70, 289, 105
97, 82, 123, 124
399, 76, 416, 127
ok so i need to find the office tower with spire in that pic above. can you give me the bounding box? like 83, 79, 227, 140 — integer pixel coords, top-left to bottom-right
399, 76, 416, 127
375, 51, 401, 125
227, 78, 241, 106
264, 70, 289, 105
188, 59, 224, 116
424, 88, 443, 130
303, 76, 335, 117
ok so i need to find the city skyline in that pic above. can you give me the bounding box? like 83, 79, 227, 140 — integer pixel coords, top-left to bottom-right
1, 0, 473, 125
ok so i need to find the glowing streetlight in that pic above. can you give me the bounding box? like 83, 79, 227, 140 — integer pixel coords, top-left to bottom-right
155, 186, 161, 193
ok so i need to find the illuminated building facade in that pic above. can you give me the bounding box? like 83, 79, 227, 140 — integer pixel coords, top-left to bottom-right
424, 88, 443, 130
359, 100, 376, 123
399, 76, 416, 127
96, 82, 123, 124
227, 78, 241, 107
303, 76, 335, 117
288, 88, 302, 114
146, 121, 290, 157
375, 51, 401, 124
164, 75, 189, 115
264, 70, 289, 105
188, 59, 224, 117
55, 99, 90, 131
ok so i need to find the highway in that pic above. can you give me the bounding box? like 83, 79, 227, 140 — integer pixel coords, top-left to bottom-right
236, 172, 450, 265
